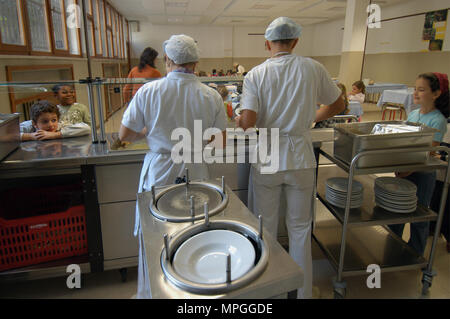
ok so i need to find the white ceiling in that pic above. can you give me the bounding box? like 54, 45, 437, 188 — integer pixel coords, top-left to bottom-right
108, 0, 411, 27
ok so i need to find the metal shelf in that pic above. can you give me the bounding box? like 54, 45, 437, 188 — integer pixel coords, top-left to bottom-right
317, 165, 438, 228
319, 148, 447, 175
312, 204, 427, 277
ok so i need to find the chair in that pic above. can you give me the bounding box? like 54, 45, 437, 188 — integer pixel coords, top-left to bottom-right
381, 103, 405, 121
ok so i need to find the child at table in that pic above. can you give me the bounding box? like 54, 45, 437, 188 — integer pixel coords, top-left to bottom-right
348, 80, 366, 104
314, 83, 350, 128
389, 72, 448, 256
217, 85, 233, 121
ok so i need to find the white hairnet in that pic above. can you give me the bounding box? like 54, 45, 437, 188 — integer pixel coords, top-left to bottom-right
163, 34, 199, 64
264, 17, 302, 41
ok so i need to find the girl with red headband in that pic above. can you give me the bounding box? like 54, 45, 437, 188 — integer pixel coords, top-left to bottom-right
390, 72, 449, 256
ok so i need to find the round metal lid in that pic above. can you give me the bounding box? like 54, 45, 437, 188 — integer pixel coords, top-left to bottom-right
150, 181, 228, 223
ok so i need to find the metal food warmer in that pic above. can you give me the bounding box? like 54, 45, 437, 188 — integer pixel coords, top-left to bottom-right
137, 170, 304, 298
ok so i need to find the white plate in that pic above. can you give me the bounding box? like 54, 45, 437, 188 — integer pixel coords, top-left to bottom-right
375, 194, 417, 205
326, 178, 363, 194
374, 185, 416, 197
374, 177, 417, 195
375, 201, 417, 213
326, 190, 363, 201
173, 230, 255, 284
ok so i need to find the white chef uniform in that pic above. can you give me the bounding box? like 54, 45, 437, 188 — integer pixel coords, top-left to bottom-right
241, 54, 341, 299
122, 71, 227, 298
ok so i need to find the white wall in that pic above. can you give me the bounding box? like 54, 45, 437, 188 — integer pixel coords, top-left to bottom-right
130, 21, 338, 59
129, 0, 450, 59
366, 9, 450, 53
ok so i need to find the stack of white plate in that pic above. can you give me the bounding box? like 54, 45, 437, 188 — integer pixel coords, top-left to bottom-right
325, 177, 364, 209
374, 177, 417, 213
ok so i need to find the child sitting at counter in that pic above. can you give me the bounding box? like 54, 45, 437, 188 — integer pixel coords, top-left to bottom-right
20, 99, 91, 141
20, 101, 62, 141
348, 80, 366, 104
52, 84, 91, 127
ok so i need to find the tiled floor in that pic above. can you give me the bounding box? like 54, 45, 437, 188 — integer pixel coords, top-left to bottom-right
1, 103, 448, 299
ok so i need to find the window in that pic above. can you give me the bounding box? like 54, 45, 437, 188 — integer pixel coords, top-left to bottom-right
50, 0, 69, 51
0, 0, 26, 47
92, 0, 102, 56
98, 0, 107, 57
26, 0, 52, 52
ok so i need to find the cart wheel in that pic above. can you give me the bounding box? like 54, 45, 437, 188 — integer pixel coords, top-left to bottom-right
333, 288, 346, 299
119, 268, 128, 283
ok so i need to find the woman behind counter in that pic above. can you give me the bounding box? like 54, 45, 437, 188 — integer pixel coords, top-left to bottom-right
390, 72, 449, 256
123, 47, 162, 104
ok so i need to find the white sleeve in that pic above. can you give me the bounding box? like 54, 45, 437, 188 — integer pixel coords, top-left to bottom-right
121, 86, 146, 133
212, 94, 227, 131
60, 122, 91, 137
316, 63, 342, 106
240, 72, 259, 113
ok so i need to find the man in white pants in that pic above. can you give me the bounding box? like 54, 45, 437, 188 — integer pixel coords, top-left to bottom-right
236, 17, 345, 299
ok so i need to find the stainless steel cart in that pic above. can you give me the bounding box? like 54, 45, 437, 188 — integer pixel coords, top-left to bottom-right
314, 145, 449, 298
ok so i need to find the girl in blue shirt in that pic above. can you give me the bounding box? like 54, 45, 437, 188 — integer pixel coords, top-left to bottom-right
390, 72, 449, 256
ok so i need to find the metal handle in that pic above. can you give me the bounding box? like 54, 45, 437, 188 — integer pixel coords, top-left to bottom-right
222, 176, 226, 194
164, 234, 170, 261
94, 80, 106, 143
258, 215, 263, 240
151, 186, 156, 205
204, 202, 209, 226
190, 196, 195, 218
185, 168, 190, 199
226, 253, 231, 283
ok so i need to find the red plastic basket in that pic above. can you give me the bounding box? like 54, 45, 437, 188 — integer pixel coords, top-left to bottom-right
0, 203, 88, 271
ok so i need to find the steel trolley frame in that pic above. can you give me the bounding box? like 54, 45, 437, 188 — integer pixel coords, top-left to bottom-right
313, 146, 449, 298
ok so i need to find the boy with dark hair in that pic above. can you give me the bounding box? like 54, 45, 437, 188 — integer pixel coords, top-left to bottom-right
20, 100, 62, 141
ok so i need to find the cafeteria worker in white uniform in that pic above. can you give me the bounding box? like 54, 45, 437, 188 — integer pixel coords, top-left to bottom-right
236, 17, 345, 299
119, 34, 227, 299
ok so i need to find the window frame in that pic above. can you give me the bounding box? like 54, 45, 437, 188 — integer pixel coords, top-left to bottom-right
0, 0, 125, 60
0, 0, 29, 53
49, 0, 71, 56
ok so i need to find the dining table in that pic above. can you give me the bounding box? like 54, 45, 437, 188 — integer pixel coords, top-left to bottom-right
377, 87, 419, 115
365, 83, 408, 103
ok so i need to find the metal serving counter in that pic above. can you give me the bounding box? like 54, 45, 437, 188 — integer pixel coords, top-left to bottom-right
0, 129, 333, 283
